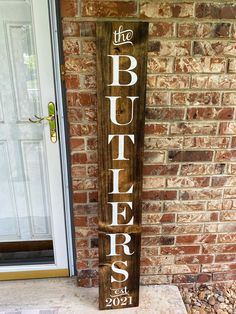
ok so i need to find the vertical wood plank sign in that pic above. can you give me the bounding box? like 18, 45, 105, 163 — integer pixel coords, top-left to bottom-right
96, 22, 148, 310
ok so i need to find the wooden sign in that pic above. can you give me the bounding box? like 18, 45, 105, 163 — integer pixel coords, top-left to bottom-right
96, 21, 148, 310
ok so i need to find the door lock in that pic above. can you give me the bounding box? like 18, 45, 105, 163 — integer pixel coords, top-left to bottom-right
29, 102, 57, 143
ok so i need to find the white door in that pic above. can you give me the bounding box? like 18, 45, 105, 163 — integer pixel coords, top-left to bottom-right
0, 0, 68, 275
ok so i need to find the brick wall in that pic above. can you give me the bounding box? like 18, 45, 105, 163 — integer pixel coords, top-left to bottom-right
60, 0, 236, 287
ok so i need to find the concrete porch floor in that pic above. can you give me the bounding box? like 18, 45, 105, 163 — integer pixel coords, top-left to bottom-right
0, 278, 187, 314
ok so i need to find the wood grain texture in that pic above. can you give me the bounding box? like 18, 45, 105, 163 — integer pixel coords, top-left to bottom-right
96, 21, 148, 310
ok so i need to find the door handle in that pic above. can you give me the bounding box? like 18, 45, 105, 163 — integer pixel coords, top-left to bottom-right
29, 102, 57, 143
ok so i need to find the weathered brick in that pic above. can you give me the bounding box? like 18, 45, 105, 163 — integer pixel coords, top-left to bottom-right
180, 189, 222, 200
81, 1, 137, 17
177, 23, 231, 38
144, 123, 168, 135
145, 137, 183, 150
196, 3, 236, 19
228, 59, 236, 73
222, 92, 236, 105
170, 123, 217, 135
164, 201, 206, 212
140, 275, 172, 285
193, 41, 236, 56
65, 56, 96, 73
147, 57, 174, 73
81, 40, 96, 54
173, 273, 211, 284
172, 92, 220, 106
143, 177, 165, 189
161, 246, 200, 255
149, 22, 174, 37
62, 21, 80, 37
220, 122, 236, 135
184, 137, 230, 149
142, 190, 177, 201
212, 176, 236, 187
218, 233, 236, 243
142, 202, 162, 213
65, 75, 80, 89
70, 138, 85, 151
141, 264, 199, 275
144, 151, 165, 163
176, 235, 216, 245
180, 164, 225, 176
146, 108, 185, 121
168, 150, 213, 162
167, 177, 209, 188
192, 75, 236, 89
215, 254, 236, 263
215, 150, 236, 162
140, 2, 194, 19
187, 107, 233, 120
71, 165, 86, 178
80, 22, 96, 37
63, 38, 80, 55
176, 255, 214, 265
175, 57, 226, 73
141, 256, 174, 266
156, 75, 190, 89
203, 244, 236, 254
149, 41, 191, 56
146, 92, 169, 106
143, 165, 179, 176
142, 226, 161, 236
163, 224, 203, 235
177, 212, 218, 223
70, 124, 97, 136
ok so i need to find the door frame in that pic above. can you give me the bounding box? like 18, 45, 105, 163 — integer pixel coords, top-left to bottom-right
48, 0, 76, 276
0, 0, 75, 278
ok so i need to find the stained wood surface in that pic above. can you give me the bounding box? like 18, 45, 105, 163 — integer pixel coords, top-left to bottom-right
96, 21, 148, 310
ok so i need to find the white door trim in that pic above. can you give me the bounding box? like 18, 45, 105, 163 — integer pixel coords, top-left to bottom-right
48, 0, 75, 276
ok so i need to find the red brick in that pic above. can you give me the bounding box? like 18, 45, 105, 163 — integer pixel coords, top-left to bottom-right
192, 75, 236, 89
187, 107, 233, 120
63, 38, 80, 55
146, 108, 185, 121
203, 244, 236, 254
184, 137, 230, 149
172, 92, 220, 106
177, 23, 231, 38
175, 57, 226, 73
193, 41, 236, 56
81, 1, 137, 17
140, 2, 194, 19
144, 123, 168, 135
215, 254, 236, 263
170, 123, 217, 135
161, 246, 200, 255
163, 224, 203, 235
164, 201, 206, 212
147, 57, 173, 73
177, 212, 218, 223
87, 165, 98, 177
70, 138, 85, 151
72, 152, 97, 164
180, 189, 222, 200
149, 41, 191, 56
88, 191, 98, 203
196, 3, 236, 19
176, 255, 214, 265
70, 124, 97, 136
65, 75, 80, 89
143, 165, 179, 176
180, 164, 225, 176
67, 107, 83, 122
142, 202, 162, 213
168, 150, 213, 162
145, 137, 183, 150
146, 92, 169, 106
74, 216, 88, 227
60, 0, 78, 17
82, 41, 96, 54
156, 75, 190, 89
142, 226, 161, 236
73, 178, 97, 190
167, 177, 209, 188
142, 190, 177, 201
86, 138, 97, 150
149, 22, 174, 37
213, 272, 236, 281
176, 235, 216, 245
65, 56, 96, 73
73, 192, 87, 203
215, 150, 236, 162
173, 273, 211, 283
62, 21, 80, 37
